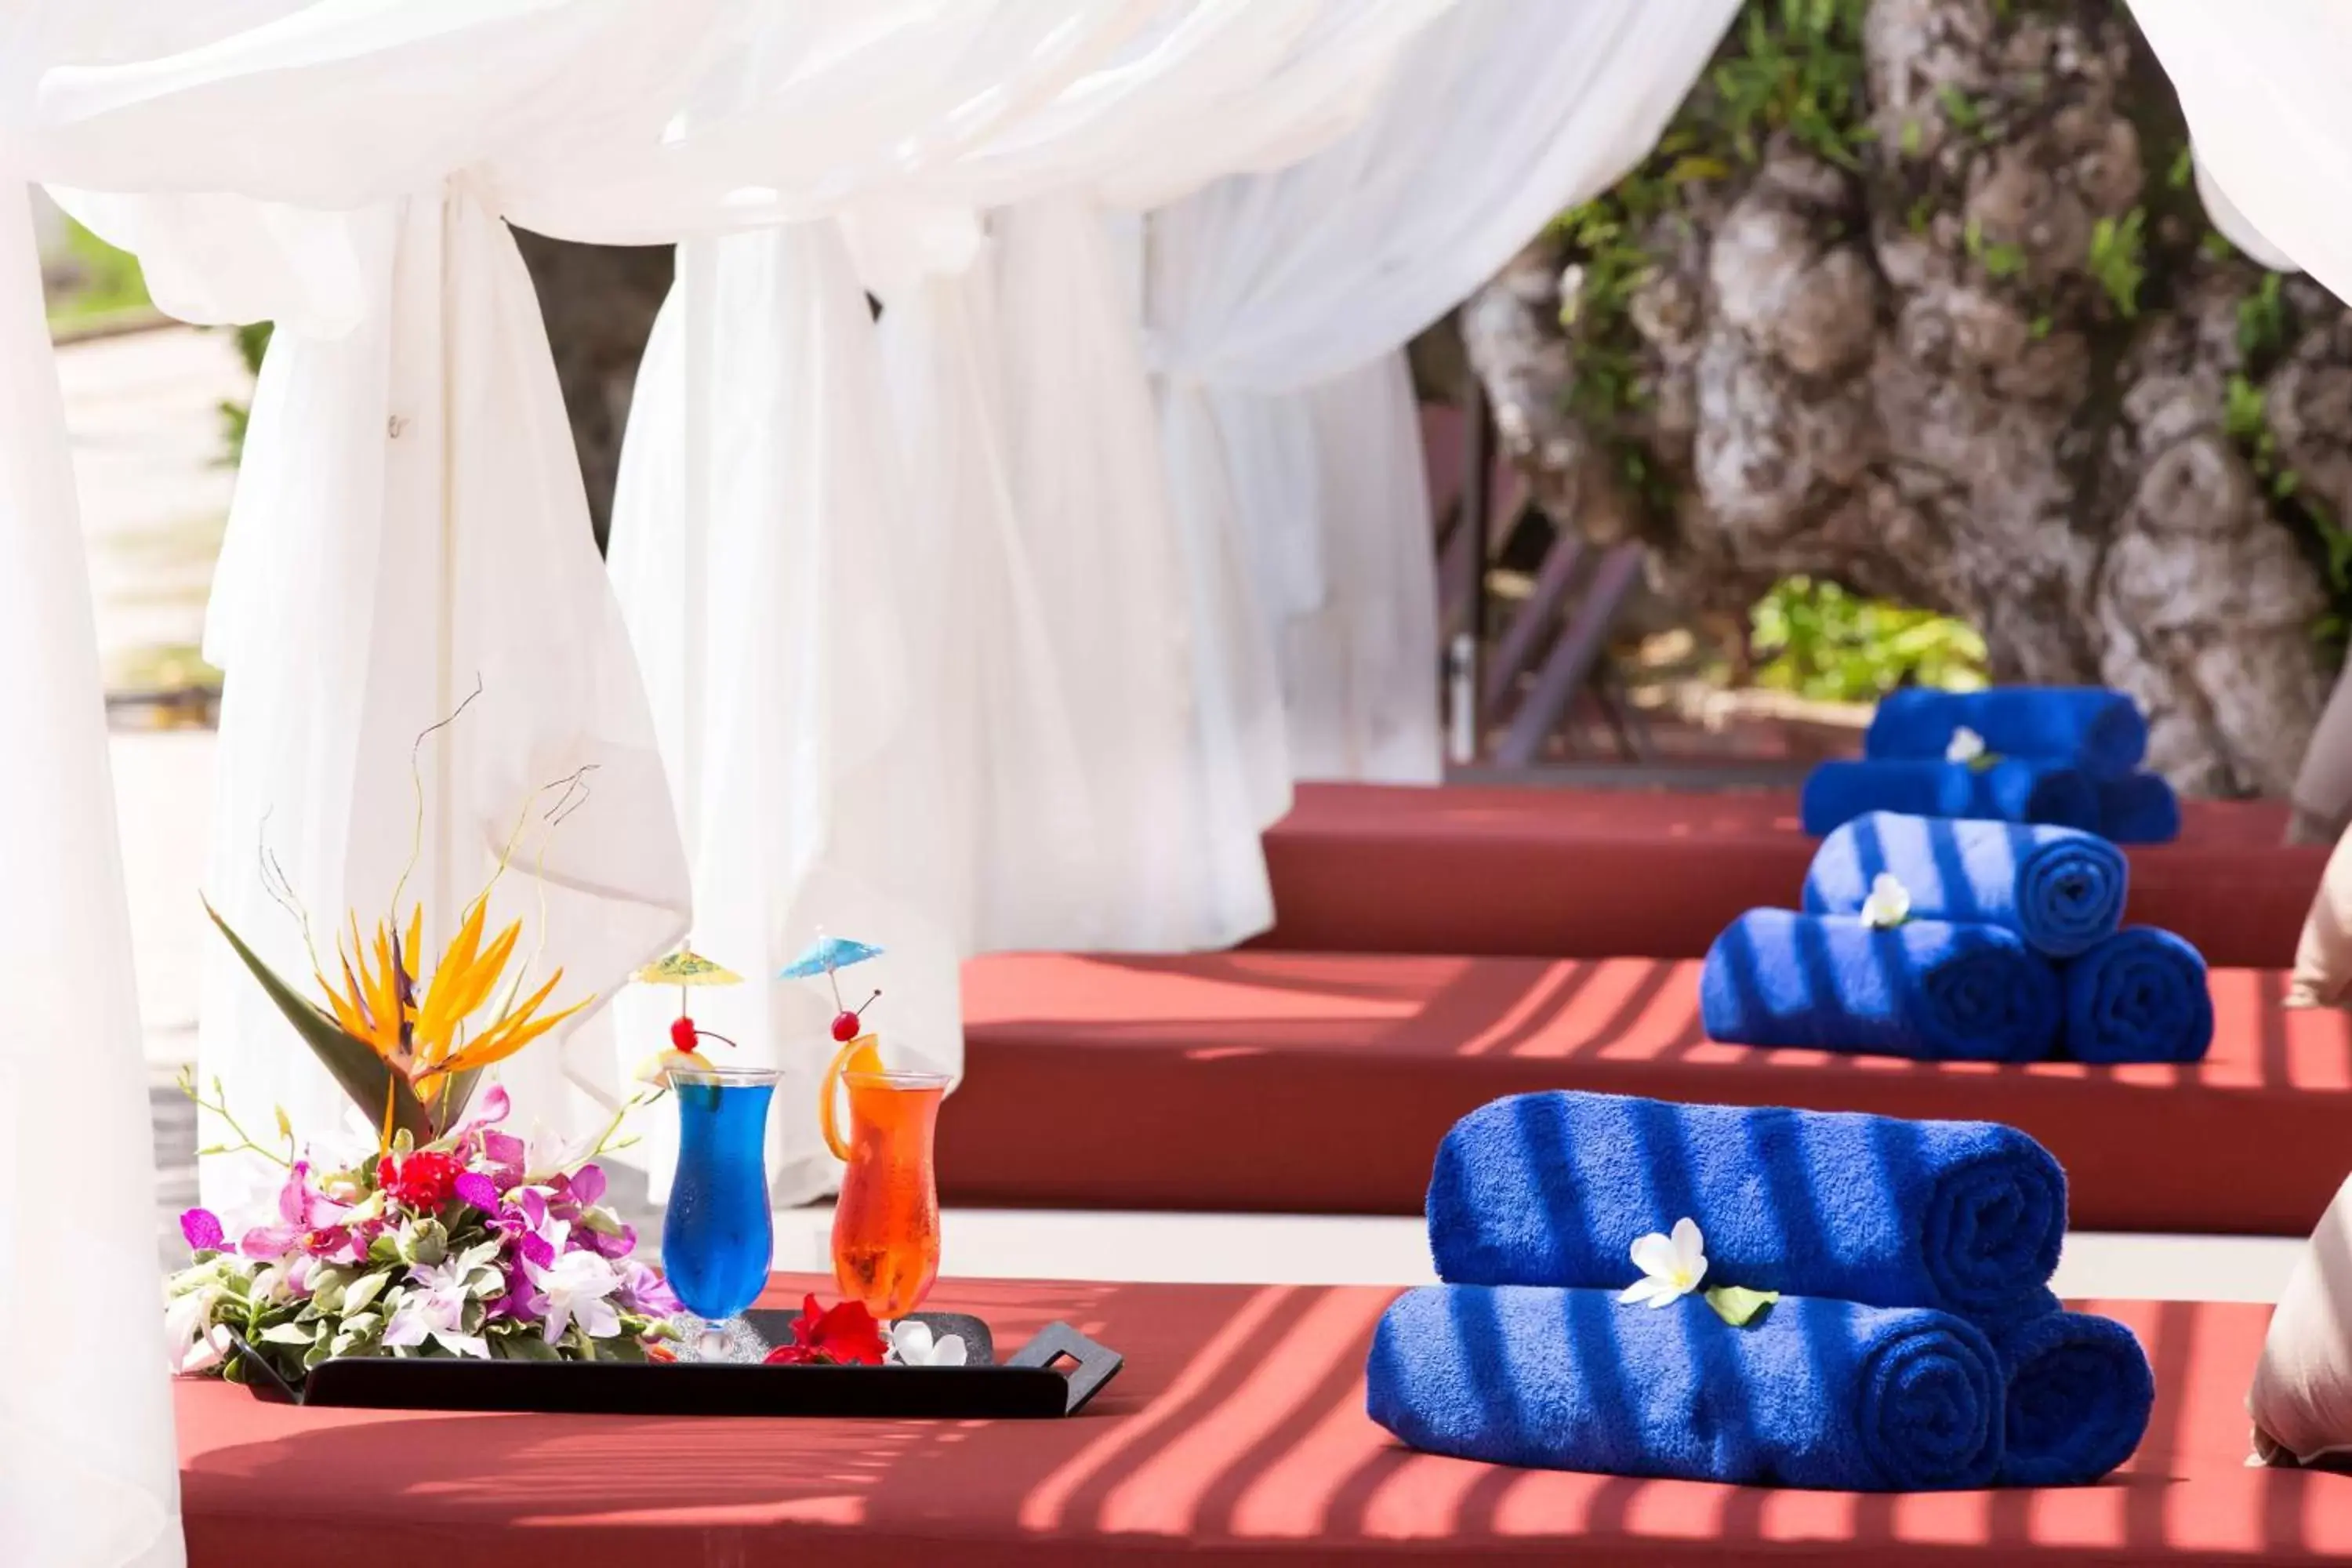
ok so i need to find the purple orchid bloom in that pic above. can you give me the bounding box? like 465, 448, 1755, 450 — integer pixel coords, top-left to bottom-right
477, 1130, 528, 1189
614, 1258, 682, 1317
579, 1221, 636, 1260
486, 1254, 548, 1324
566, 1163, 608, 1207
452, 1172, 501, 1213
180, 1208, 226, 1253
239, 1162, 351, 1262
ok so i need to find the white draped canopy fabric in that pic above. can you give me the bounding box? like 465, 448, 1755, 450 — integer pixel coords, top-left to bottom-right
604, 0, 1468, 1203
0, 187, 187, 1568
1143, 0, 1743, 787
2130, 1, 2350, 304
40, 0, 739, 1217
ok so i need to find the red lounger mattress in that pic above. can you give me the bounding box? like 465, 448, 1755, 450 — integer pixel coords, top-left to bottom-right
947, 953, 2352, 1235
1258, 785, 2324, 971
178, 1273, 2351, 1566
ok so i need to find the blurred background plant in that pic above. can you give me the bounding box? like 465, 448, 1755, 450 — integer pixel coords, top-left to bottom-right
216, 322, 273, 466
1749, 576, 1987, 703
42, 216, 151, 329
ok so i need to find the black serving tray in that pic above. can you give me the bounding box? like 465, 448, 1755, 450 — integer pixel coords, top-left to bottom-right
227, 1312, 1122, 1419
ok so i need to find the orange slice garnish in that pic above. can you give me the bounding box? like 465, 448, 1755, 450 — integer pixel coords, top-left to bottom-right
818, 1033, 883, 1161
634, 1046, 715, 1087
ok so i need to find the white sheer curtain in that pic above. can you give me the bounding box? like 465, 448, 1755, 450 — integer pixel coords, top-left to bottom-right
601, 2, 1159, 1200
894, 0, 1461, 953
0, 186, 185, 1568
605, 1, 1460, 1197
608, 223, 967, 1201
38, 0, 725, 1214
0, 7, 301, 1558
1142, 0, 1742, 786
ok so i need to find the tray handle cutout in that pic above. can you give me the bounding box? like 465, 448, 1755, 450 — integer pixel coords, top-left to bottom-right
1006, 1321, 1123, 1415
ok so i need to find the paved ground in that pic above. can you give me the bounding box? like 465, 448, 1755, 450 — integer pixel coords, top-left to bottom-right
60, 324, 241, 691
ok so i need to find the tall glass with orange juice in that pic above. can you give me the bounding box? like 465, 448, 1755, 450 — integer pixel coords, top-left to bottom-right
818, 1032, 944, 1319
829, 1067, 946, 1318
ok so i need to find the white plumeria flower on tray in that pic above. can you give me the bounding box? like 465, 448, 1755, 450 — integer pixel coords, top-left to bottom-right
1859, 872, 1912, 930
886, 1319, 969, 1367
1944, 724, 1987, 764
1619, 1218, 1708, 1308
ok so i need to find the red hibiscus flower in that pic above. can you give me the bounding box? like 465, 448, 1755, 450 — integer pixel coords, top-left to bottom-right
763, 1294, 887, 1367
376, 1149, 465, 1210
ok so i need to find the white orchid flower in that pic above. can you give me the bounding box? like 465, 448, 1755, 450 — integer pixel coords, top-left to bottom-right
383, 1254, 492, 1359
164, 1281, 227, 1373
885, 1319, 969, 1367
531, 1250, 625, 1344
1859, 872, 1912, 930
1944, 724, 1987, 764
1619, 1218, 1708, 1308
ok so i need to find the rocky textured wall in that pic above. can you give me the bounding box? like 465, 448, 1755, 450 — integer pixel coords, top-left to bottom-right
1465, 0, 2345, 795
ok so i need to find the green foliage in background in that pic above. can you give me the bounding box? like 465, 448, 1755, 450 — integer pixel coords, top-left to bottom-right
1544, 0, 1870, 511
45, 219, 151, 327
1751, 576, 1988, 702
218, 321, 274, 466
2212, 269, 2352, 648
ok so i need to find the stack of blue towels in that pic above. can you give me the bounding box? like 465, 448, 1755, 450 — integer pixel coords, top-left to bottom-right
1700, 811, 2215, 1065
1805, 687, 2180, 844
1366, 1091, 2155, 1491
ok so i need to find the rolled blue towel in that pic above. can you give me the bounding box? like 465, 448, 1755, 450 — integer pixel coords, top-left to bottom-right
1700, 908, 2063, 1063
1428, 1090, 2066, 1325
2096, 774, 2180, 844
1804, 811, 2127, 958
2059, 927, 2214, 1064
1989, 1311, 2154, 1486
1801, 759, 2100, 837
1865, 687, 2147, 782
1367, 1286, 2003, 1491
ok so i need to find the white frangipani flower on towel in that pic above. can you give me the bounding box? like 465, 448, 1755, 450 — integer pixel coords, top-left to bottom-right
1619, 1218, 1708, 1308
1859, 872, 1912, 930
1944, 724, 1987, 764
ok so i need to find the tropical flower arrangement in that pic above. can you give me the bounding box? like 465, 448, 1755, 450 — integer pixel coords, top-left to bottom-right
167, 757, 687, 1384
166, 1083, 682, 1383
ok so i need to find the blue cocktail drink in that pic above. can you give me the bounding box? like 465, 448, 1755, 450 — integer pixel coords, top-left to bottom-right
662, 1068, 779, 1321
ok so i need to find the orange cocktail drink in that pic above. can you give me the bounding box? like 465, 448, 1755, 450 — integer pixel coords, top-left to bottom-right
822, 1042, 946, 1319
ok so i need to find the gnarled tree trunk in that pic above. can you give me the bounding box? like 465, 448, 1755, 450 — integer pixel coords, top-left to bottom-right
1466, 0, 2344, 799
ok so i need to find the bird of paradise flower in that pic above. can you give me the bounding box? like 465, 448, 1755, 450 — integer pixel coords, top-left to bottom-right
205, 688, 599, 1149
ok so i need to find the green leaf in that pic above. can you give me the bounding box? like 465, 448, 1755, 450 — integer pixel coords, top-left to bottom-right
1665, 154, 1732, 183
492, 1331, 562, 1363
259, 1322, 318, 1346
1704, 1286, 1781, 1327
341, 1272, 391, 1316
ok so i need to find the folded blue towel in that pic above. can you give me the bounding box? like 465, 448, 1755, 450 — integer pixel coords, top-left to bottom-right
1989, 1311, 2154, 1486
1428, 1090, 2066, 1325
1804, 812, 2127, 958
1865, 687, 2147, 782
2096, 774, 2180, 844
1802, 759, 2100, 837
2059, 927, 2214, 1064
1367, 1286, 2003, 1491
1700, 908, 2063, 1063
